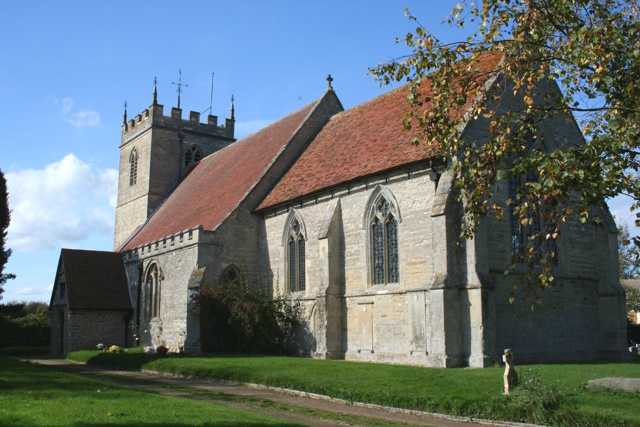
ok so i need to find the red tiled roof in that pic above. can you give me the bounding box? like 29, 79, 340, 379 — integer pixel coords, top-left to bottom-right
257, 52, 503, 210
122, 99, 320, 251
53, 249, 132, 310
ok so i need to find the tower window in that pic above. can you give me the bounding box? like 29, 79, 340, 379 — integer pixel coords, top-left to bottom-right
185, 145, 203, 168
129, 149, 138, 186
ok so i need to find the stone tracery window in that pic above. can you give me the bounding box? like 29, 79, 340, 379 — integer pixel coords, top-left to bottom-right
370, 197, 399, 285
129, 148, 138, 186
284, 213, 306, 293
509, 173, 557, 266
185, 145, 203, 168
220, 264, 241, 284
144, 263, 161, 319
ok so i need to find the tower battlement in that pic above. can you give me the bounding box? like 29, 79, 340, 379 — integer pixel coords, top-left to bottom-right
121, 103, 234, 145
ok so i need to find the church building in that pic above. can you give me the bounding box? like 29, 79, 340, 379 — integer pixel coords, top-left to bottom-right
52, 53, 629, 366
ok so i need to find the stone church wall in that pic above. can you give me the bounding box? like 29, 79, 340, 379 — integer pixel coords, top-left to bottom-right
124, 228, 202, 352
56, 309, 129, 356
261, 164, 437, 364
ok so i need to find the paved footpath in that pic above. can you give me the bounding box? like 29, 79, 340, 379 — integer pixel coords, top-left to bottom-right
20, 357, 540, 427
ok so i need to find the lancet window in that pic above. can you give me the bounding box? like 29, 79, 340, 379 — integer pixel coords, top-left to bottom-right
144, 263, 161, 319
285, 214, 306, 293
129, 149, 138, 186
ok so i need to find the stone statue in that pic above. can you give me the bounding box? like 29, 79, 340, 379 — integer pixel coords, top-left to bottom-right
502, 348, 518, 395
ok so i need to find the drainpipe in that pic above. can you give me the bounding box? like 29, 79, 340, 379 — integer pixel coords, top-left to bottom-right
136, 262, 143, 346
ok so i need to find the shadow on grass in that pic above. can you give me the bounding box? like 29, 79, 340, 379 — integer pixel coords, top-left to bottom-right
71, 424, 302, 427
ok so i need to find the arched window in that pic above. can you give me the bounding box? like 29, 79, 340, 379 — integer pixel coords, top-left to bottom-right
129, 148, 138, 186
144, 263, 161, 319
185, 145, 203, 168
283, 211, 306, 293
220, 264, 241, 284
364, 186, 401, 286
509, 174, 557, 265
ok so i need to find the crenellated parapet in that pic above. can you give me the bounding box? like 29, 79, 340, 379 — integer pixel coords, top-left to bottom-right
121, 103, 235, 145
123, 225, 216, 261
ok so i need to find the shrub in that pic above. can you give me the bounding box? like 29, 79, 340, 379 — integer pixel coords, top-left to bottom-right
0, 302, 51, 349
501, 371, 565, 425
193, 281, 300, 354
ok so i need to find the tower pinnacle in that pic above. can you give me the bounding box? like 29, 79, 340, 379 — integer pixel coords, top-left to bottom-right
153, 76, 158, 106
123, 100, 128, 125
230, 95, 235, 120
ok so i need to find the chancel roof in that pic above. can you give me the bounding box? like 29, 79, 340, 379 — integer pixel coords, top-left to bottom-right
122, 99, 321, 251
258, 52, 503, 210
51, 249, 132, 310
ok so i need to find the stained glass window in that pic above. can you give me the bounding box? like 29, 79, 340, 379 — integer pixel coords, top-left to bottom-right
370, 194, 400, 285
298, 238, 305, 291
372, 220, 385, 284
286, 215, 306, 292
289, 237, 296, 292
387, 218, 399, 283
510, 173, 557, 265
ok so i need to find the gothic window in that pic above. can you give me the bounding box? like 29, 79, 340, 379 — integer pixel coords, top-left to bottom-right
184, 145, 203, 168
284, 213, 306, 293
220, 265, 241, 284
129, 149, 138, 186
364, 187, 400, 285
144, 263, 161, 319
509, 173, 557, 265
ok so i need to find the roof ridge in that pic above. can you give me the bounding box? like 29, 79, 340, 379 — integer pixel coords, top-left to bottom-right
212, 90, 339, 232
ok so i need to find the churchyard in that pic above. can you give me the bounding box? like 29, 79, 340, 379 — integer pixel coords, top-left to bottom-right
0, 356, 303, 426
38, 349, 640, 426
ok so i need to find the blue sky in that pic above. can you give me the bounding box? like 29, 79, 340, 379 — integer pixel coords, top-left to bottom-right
1, 1, 636, 303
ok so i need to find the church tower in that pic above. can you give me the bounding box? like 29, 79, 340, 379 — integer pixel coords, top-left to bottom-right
114, 85, 235, 250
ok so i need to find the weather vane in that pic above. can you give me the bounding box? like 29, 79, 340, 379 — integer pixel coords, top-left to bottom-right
172, 70, 188, 109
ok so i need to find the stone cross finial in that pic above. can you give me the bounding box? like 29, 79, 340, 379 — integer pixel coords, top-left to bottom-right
123, 100, 128, 125
326, 74, 334, 90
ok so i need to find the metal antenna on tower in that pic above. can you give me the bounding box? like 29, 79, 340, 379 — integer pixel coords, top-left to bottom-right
172, 69, 188, 109
202, 72, 215, 115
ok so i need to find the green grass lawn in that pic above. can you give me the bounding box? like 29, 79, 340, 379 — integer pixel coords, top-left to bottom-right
69, 349, 640, 427
0, 356, 303, 426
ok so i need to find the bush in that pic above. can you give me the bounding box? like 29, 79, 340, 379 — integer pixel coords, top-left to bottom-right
0, 302, 51, 349
193, 282, 300, 354
501, 371, 565, 425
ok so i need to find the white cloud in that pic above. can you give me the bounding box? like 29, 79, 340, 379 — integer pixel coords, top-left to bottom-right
67, 110, 101, 127
5, 154, 118, 252
58, 97, 101, 127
